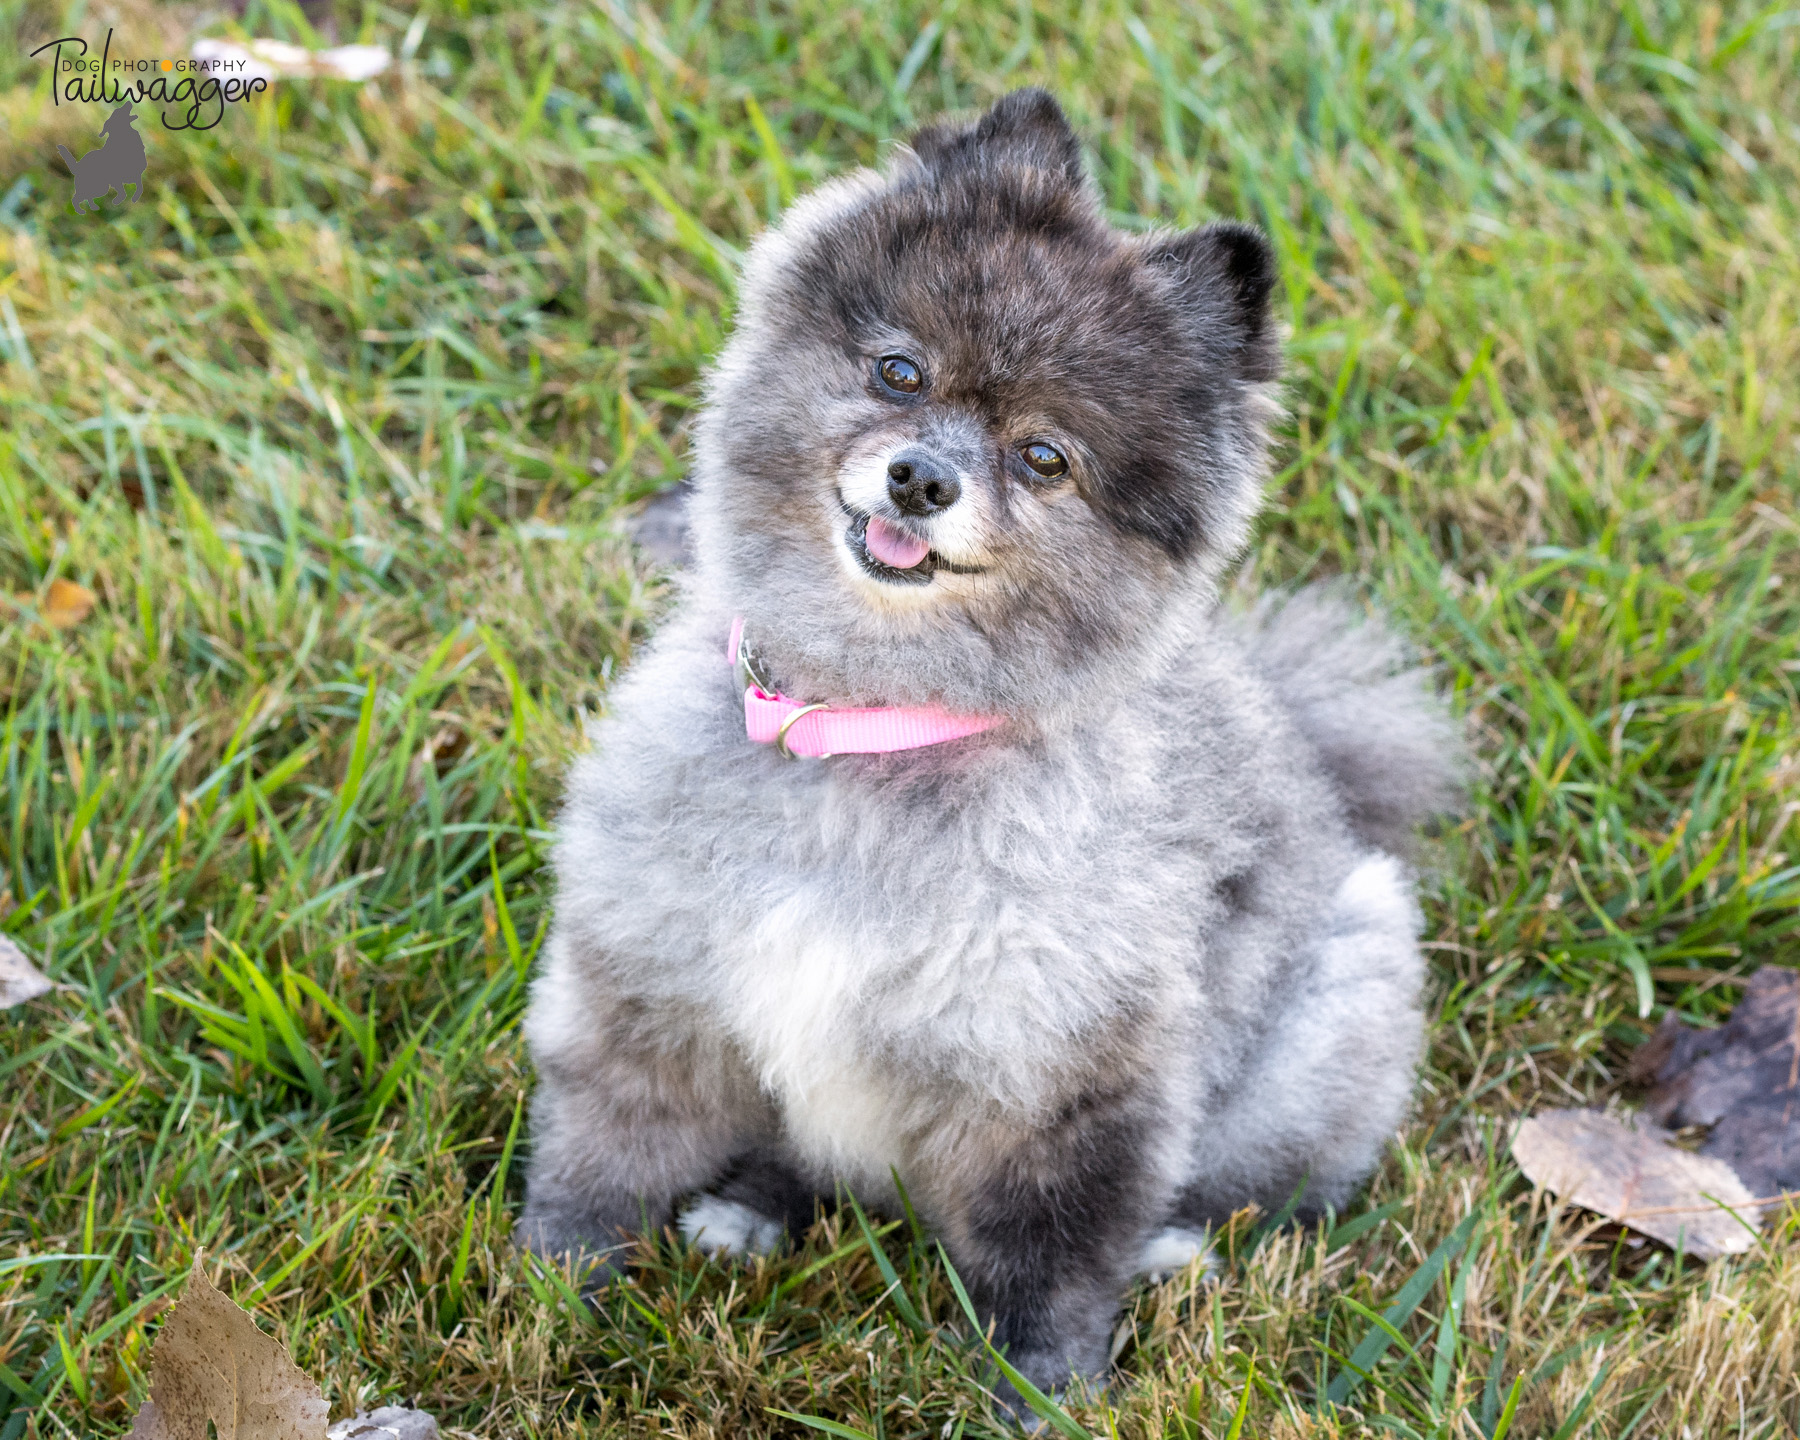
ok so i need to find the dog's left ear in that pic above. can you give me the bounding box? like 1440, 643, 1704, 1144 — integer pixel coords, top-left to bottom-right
911, 88, 1085, 186
1146, 222, 1281, 384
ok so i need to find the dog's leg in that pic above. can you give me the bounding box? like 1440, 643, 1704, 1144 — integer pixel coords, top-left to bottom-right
930, 1086, 1166, 1411
517, 936, 768, 1288
1173, 855, 1424, 1230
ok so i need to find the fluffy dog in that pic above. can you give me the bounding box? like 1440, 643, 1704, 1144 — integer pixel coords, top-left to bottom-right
520, 89, 1460, 1406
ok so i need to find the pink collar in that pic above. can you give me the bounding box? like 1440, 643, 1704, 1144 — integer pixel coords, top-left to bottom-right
728, 617, 1004, 758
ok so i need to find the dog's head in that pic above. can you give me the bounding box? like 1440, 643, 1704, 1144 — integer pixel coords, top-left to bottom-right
690, 89, 1279, 721
102, 104, 138, 136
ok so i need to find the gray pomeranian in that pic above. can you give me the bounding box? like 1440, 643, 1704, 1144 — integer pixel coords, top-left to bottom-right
520, 89, 1460, 1404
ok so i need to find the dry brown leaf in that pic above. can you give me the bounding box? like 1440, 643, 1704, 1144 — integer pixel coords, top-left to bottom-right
189, 38, 391, 82
0, 935, 54, 1008
43, 578, 97, 628
1512, 1108, 1762, 1259
1633, 965, 1800, 1200
127, 1255, 330, 1440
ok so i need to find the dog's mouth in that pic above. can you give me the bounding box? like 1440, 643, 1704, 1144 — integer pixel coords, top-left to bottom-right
839, 501, 983, 586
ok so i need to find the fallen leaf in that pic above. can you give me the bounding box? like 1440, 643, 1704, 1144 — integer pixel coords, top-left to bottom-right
1632, 965, 1800, 1200
43, 578, 96, 628
128, 1254, 330, 1439
327, 1408, 439, 1439
190, 38, 391, 83
1511, 1108, 1762, 1259
0, 935, 54, 1008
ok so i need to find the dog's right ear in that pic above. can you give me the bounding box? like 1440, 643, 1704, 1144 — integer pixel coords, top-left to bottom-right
909, 88, 1085, 186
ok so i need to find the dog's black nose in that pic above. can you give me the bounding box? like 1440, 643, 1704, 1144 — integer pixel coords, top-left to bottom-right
886, 450, 961, 515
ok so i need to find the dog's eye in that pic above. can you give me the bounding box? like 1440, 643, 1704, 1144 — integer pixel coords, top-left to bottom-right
1020, 442, 1068, 479
876, 355, 924, 396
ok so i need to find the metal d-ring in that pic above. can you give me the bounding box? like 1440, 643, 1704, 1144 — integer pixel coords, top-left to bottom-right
774, 703, 830, 759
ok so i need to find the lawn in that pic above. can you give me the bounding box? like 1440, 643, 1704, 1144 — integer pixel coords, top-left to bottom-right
2, 0, 1798, 1435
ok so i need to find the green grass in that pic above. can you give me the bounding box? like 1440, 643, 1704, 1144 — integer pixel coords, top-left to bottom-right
2, 0, 1798, 1434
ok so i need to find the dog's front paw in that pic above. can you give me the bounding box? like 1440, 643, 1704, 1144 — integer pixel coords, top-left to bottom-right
1133, 1224, 1218, 1282
678, 1195, 786, 1257
514, 1200, 632, 1292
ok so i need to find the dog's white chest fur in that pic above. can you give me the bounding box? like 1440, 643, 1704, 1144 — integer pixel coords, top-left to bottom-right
718, 866, 1168, 1186
725, 890, 901, 1183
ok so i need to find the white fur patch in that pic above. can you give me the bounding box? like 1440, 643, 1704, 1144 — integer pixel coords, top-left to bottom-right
521, 933, 584, 1058
679, 1196, 786, 1257
729, 896, 901, 1185
1134, 1226, 1217, 1281
836, 444, 899, 520
1331, 855, 1414, 936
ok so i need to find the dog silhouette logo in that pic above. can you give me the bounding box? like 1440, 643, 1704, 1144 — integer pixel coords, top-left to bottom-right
57, 101, 146, 213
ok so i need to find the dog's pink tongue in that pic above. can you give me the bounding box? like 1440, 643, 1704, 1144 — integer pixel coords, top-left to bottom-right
865, 516, 931, 569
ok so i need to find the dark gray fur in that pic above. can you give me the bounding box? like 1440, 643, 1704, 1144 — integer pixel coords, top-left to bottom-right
520, 90, 1461, 1407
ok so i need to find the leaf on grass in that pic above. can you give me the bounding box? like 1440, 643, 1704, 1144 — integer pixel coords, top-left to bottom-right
127, 1254, 331, 1439
45, 578, 97, 627
10, 578, 98, 629
189, 38, 390, 83
1633, 965, 1800, 1200
1511, 1109, 1761, 1259
327, 1407, 439, 1439
0, 935, 54, 1008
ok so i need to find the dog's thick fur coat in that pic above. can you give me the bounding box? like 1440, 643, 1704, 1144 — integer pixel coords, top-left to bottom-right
521, 90, 1461, 1401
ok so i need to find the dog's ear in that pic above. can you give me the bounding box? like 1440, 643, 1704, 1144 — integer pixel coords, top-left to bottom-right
1145, 222, 1281, 384
910, 88, 1085, 186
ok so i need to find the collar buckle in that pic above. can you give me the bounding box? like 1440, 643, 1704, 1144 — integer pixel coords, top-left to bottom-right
733, 625, 773, 698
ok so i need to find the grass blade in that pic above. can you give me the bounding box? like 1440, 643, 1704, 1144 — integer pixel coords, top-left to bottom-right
1324, 1212, 1480, 1409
